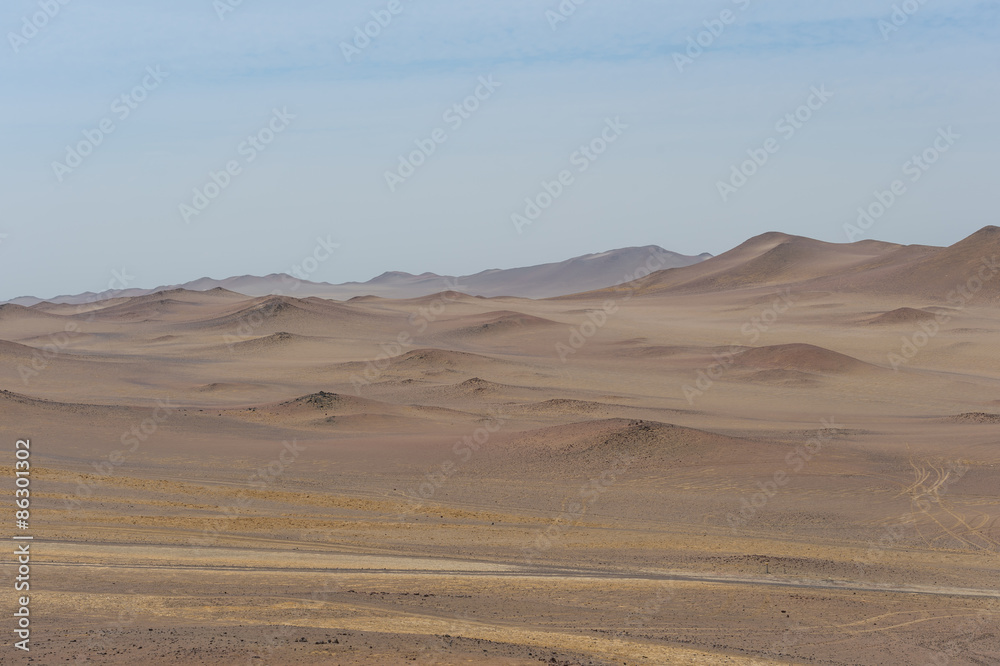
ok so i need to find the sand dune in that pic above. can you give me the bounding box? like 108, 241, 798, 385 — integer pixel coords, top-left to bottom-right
392, 348, 515, 370
733, 343, 877, 374
571, 226, 998, 308
0, 338, 46, 359
443, 310, 562, 337
224, 331, 317, 353
498, 418, 773, 472
181, 294, 394, 336
854, 225, 1000, 299
601, 233, 897, 297
867, 307, 939, 325
0, 302, 67, 322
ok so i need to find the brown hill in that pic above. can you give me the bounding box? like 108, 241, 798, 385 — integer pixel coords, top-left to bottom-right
442, 311, 561, 337
570, 227, 999, 304
0, 303, 66, 322
0, 339, 44, 360
868, 308, 939, 325
733, 343, 877, 374
182, 295, 392, 335
815, 226, 1000, 301
596, 233, 899, 297
498, 418, 782, 471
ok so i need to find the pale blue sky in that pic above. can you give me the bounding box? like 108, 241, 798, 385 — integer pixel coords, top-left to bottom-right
2, 1, 998, 300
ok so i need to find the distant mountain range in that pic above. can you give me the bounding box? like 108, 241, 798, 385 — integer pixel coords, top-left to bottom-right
5, 246, 712, 306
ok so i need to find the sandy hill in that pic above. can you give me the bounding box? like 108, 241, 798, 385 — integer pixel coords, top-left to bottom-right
181, 295, 394, 336
733, 343, 878, 374
496, 418, 783, 472
224, 331, 320, 354
218, 390, 480, 433
560, 227, 998, 305
0, 339, 45, 360
578, 233, 898, 298
867, 307, 939, 325
442, 310, 562, 338
379, 376, 542, 406
81, 288, 253, 322
30, 298, 132, 315
0, 303, 67, 322
827, 225, 1000, 300
390, 348, 515, 371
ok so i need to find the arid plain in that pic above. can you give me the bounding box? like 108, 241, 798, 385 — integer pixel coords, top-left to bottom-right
2, 228, 999, 665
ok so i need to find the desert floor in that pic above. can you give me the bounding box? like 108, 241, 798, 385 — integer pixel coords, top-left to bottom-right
2, 271, 999, 664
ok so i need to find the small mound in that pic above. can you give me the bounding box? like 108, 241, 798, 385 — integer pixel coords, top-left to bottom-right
448, 311, 560, 337
868, 308, 938, 325
393, 349, 502, 368
455, 377, 506, 393
734, 343, 874, 374
945, 412, 1000, 424
280, 391, 366, 410
522, 398, 612, 414
227, 331, 309, 352
505, 418, 753, 468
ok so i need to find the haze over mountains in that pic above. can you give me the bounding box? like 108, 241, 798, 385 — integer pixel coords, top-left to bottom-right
10, 227, 999, 310
5, 245, 711, 306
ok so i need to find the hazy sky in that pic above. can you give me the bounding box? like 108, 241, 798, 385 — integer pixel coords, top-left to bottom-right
2, 0, 998, 300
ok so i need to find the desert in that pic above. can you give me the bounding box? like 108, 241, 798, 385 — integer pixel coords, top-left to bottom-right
5, 3, 998, 663
2, 228, 998, 664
